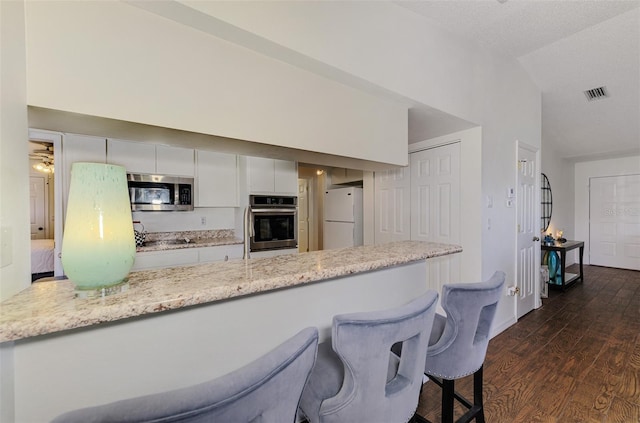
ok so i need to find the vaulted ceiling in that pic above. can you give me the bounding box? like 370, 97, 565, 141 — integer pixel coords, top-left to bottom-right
398, 0, 640, 161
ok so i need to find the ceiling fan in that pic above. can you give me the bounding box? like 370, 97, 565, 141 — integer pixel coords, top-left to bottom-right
29, 142, 54, 173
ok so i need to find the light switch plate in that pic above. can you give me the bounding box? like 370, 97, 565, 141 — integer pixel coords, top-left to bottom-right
1, 226, 13, 268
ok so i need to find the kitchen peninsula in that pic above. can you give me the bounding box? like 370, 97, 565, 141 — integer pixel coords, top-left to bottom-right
0, 241, 461, 422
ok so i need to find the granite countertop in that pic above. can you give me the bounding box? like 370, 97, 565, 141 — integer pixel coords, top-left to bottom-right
0, 241, 462, 343
135, 229, 242, 252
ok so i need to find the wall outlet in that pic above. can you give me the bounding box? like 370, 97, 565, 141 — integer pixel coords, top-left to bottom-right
200, 216, 206, 226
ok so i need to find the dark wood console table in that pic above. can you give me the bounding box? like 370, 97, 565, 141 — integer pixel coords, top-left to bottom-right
541, 240, 584, 291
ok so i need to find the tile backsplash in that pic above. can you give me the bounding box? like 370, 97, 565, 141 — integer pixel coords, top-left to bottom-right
132, 207, 235, 233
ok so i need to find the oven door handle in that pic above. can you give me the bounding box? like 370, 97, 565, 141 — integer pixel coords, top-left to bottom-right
250, 208, 297, 214
248, 208, 254, 238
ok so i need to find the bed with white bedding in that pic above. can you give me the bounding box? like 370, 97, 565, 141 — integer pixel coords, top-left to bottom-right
31, 239, 54, 281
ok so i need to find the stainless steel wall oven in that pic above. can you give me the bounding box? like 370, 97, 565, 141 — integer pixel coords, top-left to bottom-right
249, 195, 297, 252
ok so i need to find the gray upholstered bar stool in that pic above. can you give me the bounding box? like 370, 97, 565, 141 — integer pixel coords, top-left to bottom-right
298, 291, 439, 423
424, 271, 505, 423
51, 327, 318, 423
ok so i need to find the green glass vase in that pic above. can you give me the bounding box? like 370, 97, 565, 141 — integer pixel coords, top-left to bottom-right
61, 163, 135, 294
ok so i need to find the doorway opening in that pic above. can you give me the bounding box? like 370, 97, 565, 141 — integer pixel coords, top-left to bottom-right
297, 165, 325, 252
28, 129, 63, 279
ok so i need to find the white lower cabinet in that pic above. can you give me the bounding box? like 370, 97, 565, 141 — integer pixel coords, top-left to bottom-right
198, 245, 243, 263
132, 249, 199, 271
132, 244, 243, 271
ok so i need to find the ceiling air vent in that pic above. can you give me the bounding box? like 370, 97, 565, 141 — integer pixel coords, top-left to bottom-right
584, 86, 609, 101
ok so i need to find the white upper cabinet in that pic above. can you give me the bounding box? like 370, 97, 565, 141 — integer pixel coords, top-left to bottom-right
156, 145, 195, 176
107, 139, 155, 174
195, 150, 238, 207
330, 168, 363, 185
274, 159, 298, 194
248, 157, 297, 195
248, 156, 276, 193
107, 139, 195, 176
62, 134, 107, 214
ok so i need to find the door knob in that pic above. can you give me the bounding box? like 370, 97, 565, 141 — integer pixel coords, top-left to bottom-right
38, 227, 44, 230
533, 236, 540, 242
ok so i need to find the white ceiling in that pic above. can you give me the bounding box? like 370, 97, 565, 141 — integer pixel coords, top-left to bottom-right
398, 0, 640, 161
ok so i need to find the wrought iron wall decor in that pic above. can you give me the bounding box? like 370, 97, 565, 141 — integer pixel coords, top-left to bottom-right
541, 173, 552, 232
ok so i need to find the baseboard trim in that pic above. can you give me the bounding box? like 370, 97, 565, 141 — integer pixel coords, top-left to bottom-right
491, 316, 517, 339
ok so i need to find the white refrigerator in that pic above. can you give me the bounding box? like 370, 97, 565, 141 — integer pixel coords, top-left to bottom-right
323, 187, 363, 249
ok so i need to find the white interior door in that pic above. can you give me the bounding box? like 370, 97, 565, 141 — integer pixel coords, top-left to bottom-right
298, 179, 309, 253
516, 145, 539, 319
589, 174, 640, 270
30, 176, 47, 239
374, 167, 411, 243
410, 143, 461, 293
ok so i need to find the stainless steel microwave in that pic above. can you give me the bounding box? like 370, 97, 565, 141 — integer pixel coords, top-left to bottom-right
127, 173, 194, 211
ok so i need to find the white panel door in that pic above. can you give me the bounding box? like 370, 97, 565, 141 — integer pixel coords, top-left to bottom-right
410, 143, 461, 293
374, 167, 410, 244
516, 145, 538, 319
30, 176, 47, 239
590, 174, 640, 270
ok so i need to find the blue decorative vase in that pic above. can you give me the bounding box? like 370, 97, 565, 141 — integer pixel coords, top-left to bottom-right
547, 252, 560, 285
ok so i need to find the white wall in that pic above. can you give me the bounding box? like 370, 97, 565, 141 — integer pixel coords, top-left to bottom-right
0, 4, 29, 422
0, 1, 30, 303
575, 155, 640, 264
24, 1, 408, 167
541, 140, 576, 264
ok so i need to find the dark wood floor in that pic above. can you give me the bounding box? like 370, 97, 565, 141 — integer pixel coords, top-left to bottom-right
415, 264, 640, 423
